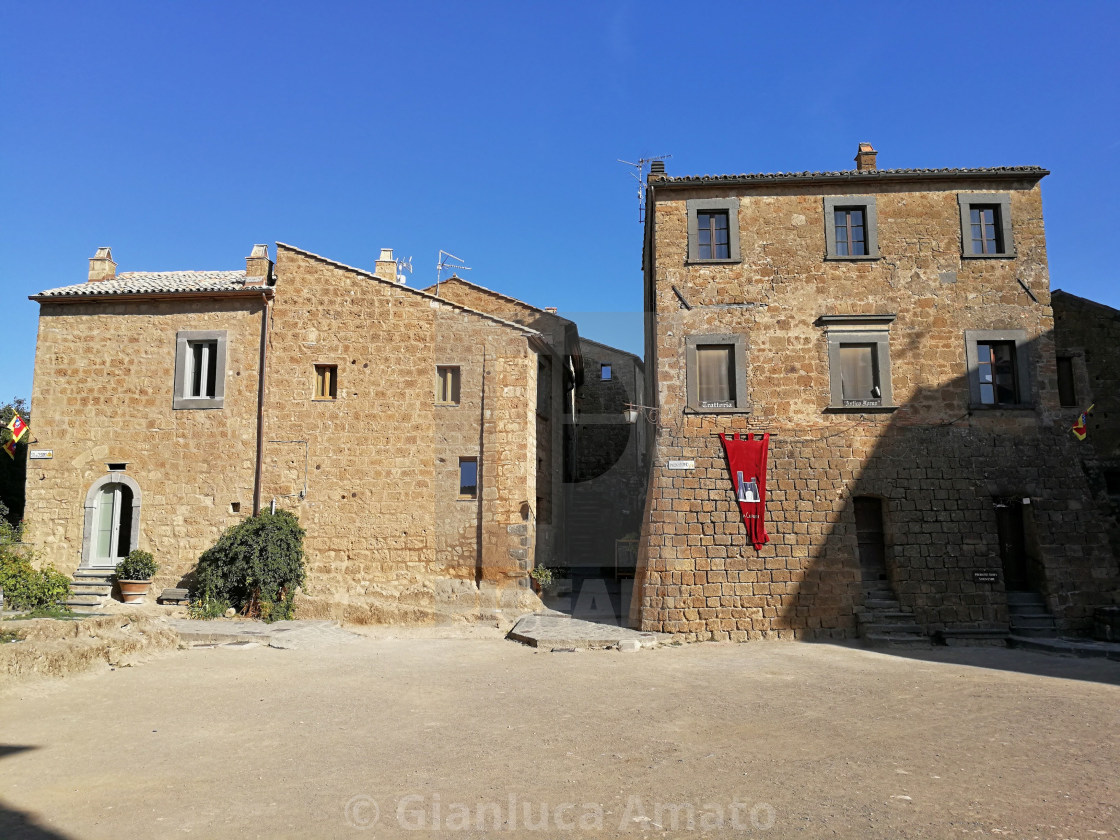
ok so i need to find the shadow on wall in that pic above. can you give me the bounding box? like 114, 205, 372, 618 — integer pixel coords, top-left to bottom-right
772, 330, 1118, 640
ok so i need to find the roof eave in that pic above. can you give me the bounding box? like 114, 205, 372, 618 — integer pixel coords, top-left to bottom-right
30, 288, 273, 304
651, 169, 1050, 191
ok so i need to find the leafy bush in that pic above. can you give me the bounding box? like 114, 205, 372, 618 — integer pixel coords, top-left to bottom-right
115, 549, 157, 581
0, 549, 71, 611
195, 510, 306, 622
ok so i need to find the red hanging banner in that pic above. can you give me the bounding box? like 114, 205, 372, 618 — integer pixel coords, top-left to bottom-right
718, 433, 770, 550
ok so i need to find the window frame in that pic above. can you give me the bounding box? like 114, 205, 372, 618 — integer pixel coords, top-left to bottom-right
684, 333, 749, 414
685, 198, 741, 264
314, 364, 338, 400
600, 363, 612, 381
823, 196, 880, 260
435, 365, 461, 405
458, 457, 478, 499
958, 193, 1015, 259
1056, 355, 1077, 407
173, 330, 227, 410
964, 329, 1032, 409
820, 314, 896, 412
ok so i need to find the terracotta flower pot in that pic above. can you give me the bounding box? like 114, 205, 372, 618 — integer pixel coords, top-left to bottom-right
118, 579, 152, 604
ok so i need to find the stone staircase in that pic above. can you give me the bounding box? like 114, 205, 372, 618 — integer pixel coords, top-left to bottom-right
1006, 590, 1058, 638
65, 569, 114, 614
856, 586, 929, 648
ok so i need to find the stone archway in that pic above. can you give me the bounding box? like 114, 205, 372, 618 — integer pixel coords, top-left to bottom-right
81, 472, 142, 569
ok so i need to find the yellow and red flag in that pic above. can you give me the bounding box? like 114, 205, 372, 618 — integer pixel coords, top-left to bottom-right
6, 413, 28, 443
1071, 403, 1095, 441
2, 438, 16, 459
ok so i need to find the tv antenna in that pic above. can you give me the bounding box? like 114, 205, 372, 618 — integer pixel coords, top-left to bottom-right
618, 154, 671, 223
434, 250, 471, 296
395, 255, 413, 285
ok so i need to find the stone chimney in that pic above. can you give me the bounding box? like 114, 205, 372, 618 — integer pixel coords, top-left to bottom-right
244, 244, 271, 286
374, 248, 397, 283
854, 142, 878, 172
88, 246, 116, 283
648, 159, 667, 182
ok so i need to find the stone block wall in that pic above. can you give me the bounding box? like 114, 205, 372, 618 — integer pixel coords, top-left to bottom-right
633, 175, 1119, 639
25, 297, 265, 591
262, 245, 539, 621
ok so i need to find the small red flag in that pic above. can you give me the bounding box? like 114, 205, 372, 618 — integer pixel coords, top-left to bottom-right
6, 413, 27, 443
1071, 404, 1095, 441
2, 439, 16, 459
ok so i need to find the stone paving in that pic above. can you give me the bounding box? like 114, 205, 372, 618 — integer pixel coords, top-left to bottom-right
168, 618, 361, 649
507, 610, 662, 650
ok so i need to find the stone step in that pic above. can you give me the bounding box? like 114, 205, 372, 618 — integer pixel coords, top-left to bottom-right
1006, 591, 1047, 607
863, 622, 926, 634
65, 595, 105, 606
858, 608, 915, 621
74, 569, 115, 579
863, 598, 901, 610
1007, 625, 1059, 639
71, 585, 111, 596
1010, 614, 1058, 630
864, 632, 930, 649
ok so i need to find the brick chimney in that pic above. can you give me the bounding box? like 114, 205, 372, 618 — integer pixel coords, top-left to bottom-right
374, 248, 397, 283
544, 307, 558, 314
854, 142, 878, 172
88, 246, 116, 282
244, 244, 271, 286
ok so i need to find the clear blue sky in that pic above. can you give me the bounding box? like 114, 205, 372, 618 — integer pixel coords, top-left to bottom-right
2, 1, 1117, 406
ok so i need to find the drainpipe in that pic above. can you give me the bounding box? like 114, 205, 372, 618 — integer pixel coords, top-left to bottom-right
252, 291, 271, 515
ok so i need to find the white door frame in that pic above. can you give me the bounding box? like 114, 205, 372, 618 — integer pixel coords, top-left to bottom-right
81, 473, 142, 569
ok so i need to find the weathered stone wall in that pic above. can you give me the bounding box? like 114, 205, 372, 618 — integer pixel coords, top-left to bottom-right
1052, 290, 1120, 564
634, 177, 1119, 639
425, 277, 574, 570
25, 298, 264, 590
263, 246, 539, 621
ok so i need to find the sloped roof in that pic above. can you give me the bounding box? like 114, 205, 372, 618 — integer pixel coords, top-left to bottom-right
33, 270, 259, 299
423, 276, 574, 326
276, 243, 541, 337
652, 166, 1048, 188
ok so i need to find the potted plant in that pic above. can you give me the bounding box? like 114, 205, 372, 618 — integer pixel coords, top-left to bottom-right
115, 549, 158, 603
529, 565, 554, 594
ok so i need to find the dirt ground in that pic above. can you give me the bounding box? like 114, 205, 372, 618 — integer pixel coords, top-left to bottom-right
1, 629, 1118, 839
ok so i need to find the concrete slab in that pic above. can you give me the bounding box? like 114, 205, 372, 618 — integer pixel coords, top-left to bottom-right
1009, 634, 1120, 660
168, 618, 360, 649
507, 610, 661, 650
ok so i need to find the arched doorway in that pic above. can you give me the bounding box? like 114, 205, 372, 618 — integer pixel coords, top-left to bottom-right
82, 474, 142, 568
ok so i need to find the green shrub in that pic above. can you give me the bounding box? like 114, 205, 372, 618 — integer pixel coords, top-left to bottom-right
115, 549, 157, 581
0, 549, 71, 611
530, 565, 555, 590
196, 510, 306, 622
187, 596, 231, 621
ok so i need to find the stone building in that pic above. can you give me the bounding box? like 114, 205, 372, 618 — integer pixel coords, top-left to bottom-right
630, 144, 1119, 641
423, 278, 650, 620
26, 243, 550, 621
1051, 289, 1120, 560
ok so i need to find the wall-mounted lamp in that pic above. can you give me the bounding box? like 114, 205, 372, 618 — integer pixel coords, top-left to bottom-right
623, 403, 660, 425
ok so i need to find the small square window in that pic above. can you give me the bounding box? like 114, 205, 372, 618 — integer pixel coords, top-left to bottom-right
686, 198, 740, 263
600, 363, 612, 380
964, 330, 1031, 409
436, 366, 461, 405
1056, 356, 1077, 407
958, 194, 1014, 258
459, 457, 478, 498
685, 334, 749, 413
821, 315, 895, 411
314, 365, 338, 400
1104, 469, 1120, 497
174, 330, 227, 410
823, 196, 879, 260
